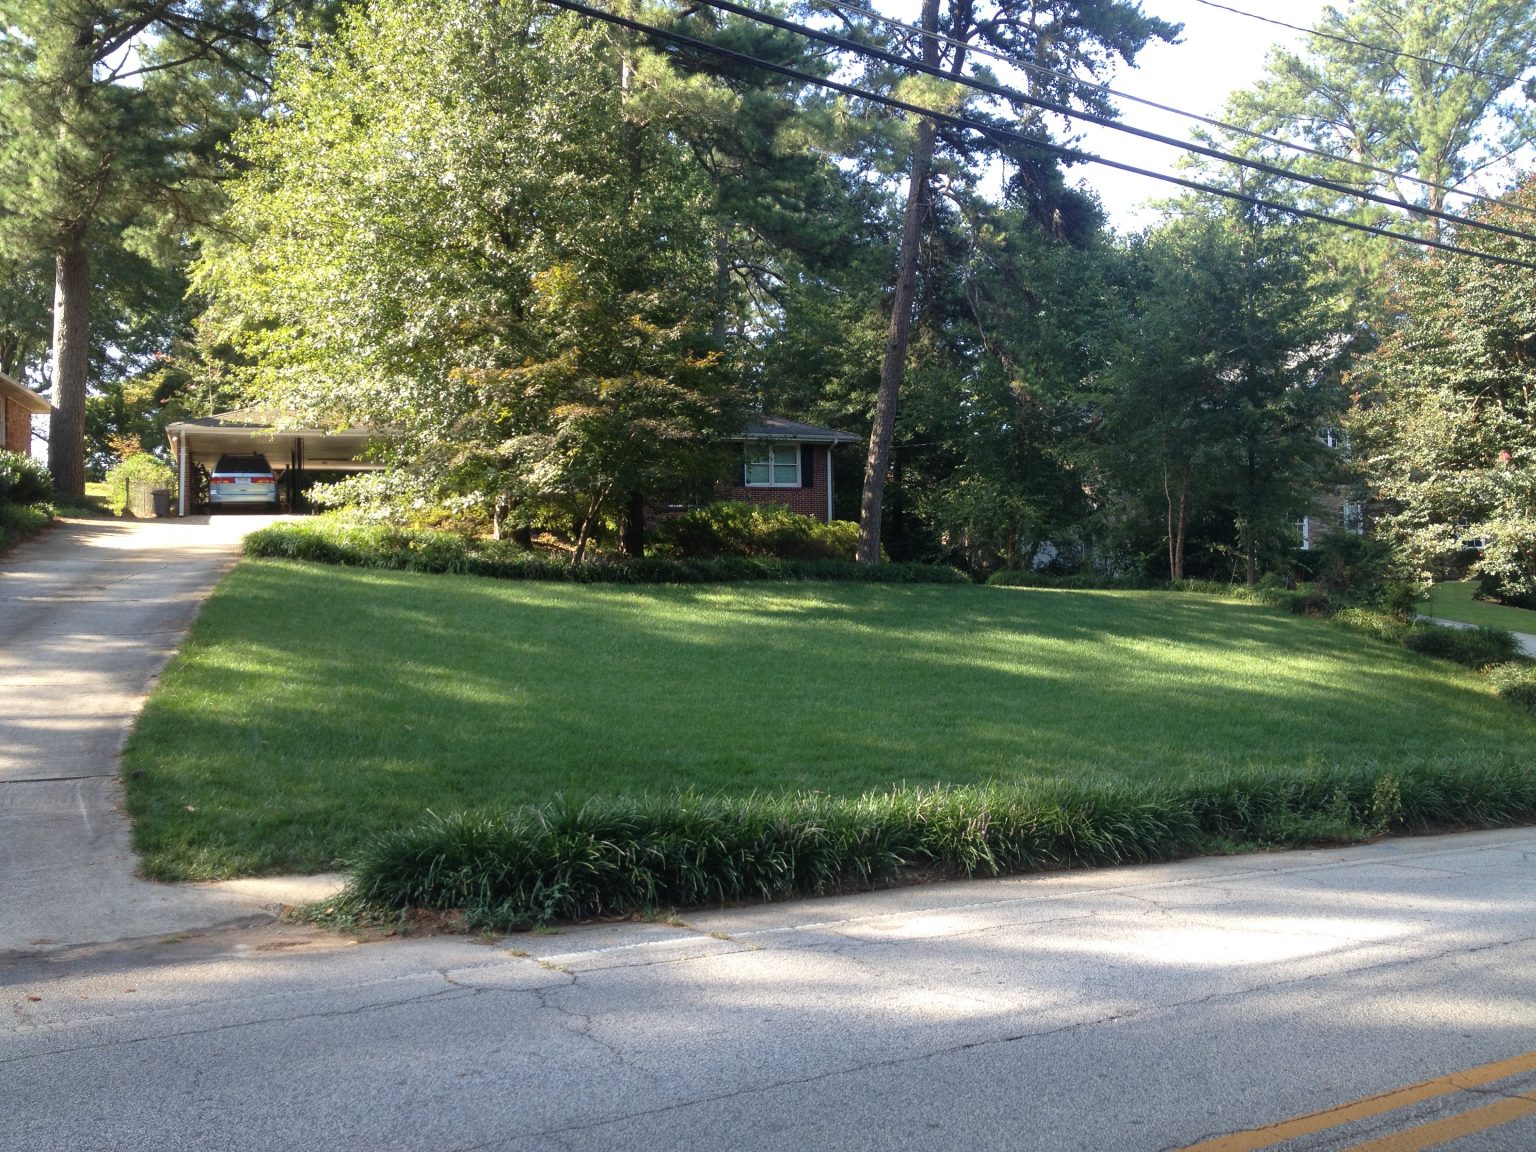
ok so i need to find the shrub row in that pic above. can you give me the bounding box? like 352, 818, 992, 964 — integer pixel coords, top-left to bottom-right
1402, 623, 1524, 668
245, 519, 968, 584
651, 502, 860, 561
0, 502, 49, 552
1486, 662, 1536, 714
986, 569, 1250, 597
0, 450, 52, 506
325, 763, 1536, 931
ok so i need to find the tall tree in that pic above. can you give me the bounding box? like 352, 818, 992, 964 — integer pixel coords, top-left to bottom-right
1219, 0, 1536, 293
199, 0, 739, 555
0, 1, 302, 495
1087, 199, 1340, 582
851, 0, 1180, 562
1348, 177, 1536, 601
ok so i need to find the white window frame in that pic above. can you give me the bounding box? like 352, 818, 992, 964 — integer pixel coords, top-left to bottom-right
744, 441, 801, 488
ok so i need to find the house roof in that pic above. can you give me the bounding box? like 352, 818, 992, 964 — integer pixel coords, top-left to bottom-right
736, 415, 861, 445
164, 406, 372, 438
165, 407, 380, 471
0, 371, 52, 415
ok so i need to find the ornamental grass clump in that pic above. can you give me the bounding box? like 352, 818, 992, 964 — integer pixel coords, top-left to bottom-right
1403, 622, 1524, 669
326, 761, 1536, 932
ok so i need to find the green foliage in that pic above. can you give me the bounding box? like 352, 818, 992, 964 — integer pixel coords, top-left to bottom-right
0, 1, 305, 495
0, 449, 52, 505
1348, 177, 1536, 598
986, 570, 1236, 595
1081, 199, 1342, 582
651, 502, 859, 561
200, 0, 748, 559
102, 453, 175, 514
1485, 662, 1536, 715
331, 759, 1536, 928
1427, 580, 1536, 631
1402, 623, 1524, 669
0, 500, 49, 551
128, 565, 1536, 878
243, 517, 965, 584
1218, 0, 1536, 308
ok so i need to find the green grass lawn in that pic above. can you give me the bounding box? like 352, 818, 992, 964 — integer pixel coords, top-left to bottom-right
125, 560, 1536, 879
1426, 581, 1536, 633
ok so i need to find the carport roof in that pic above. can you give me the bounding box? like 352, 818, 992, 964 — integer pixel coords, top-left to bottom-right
0, 371, 52, 414
165, 407, 380, 470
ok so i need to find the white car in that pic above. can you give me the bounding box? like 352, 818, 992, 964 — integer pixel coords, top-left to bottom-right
208, 453, 279, 509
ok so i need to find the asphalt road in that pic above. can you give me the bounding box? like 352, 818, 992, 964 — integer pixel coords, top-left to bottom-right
7, 827, 1536, 1152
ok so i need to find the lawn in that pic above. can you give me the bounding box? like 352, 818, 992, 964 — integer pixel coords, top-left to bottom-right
125, 560, 1536, 879
1426, 581, 1536, 634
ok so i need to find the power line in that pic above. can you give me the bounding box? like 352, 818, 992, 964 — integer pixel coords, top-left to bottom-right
686, 0, 1536, 248
807, 0, 1536, 220
1188, 0, 1530, 88
539, 0, 1536, 270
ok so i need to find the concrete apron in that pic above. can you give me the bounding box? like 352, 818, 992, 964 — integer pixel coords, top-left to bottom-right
0, 516, 342, 955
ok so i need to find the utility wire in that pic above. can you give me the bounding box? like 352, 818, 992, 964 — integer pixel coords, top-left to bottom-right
807, 0, 1535, 220
539, 0, 1536, 270
1188, 0, 1530, 89
685, 0, 1536, 247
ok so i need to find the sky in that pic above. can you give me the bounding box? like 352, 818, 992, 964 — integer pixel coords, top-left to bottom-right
1066, 0, 1334, 229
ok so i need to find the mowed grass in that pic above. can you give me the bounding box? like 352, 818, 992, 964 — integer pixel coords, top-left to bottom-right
1426, 581, 1536, 633
125, 560, 1536, 879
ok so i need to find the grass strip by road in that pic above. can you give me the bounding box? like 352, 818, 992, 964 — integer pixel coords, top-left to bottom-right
334, 763, 1536, 930
124, 561, 1536, 888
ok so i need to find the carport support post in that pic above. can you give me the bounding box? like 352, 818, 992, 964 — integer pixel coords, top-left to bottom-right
177, 430, 187, 517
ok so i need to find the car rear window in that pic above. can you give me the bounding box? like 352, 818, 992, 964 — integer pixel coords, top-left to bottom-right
213, 455, 273, 474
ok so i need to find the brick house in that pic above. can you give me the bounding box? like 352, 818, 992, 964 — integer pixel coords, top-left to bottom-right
0, 372, 50, 456
722, 416, 862, 523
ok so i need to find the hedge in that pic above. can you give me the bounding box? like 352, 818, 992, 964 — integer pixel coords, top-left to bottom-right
321, 762, 1536, 931
244, 519, 969, 584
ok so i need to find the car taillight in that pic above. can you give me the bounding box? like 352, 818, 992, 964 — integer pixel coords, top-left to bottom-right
210, 477, 235, 483
251, 475, 275, 482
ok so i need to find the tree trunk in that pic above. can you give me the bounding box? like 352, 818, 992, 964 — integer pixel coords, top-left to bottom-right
491, 492, 509, 541
1165, 462, 1189, 581
1174, 478, 1188, 583
571, 485, 610, 565
712, 229, 730, 351
619, 490, 645, 558
857, 0, 960, 565
1244, 436, 1258, 586
48, 230, 89, 499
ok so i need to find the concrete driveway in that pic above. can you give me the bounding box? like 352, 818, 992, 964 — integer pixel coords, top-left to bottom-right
0, 515, 337, 954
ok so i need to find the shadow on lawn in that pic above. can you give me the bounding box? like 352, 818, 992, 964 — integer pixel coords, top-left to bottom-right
132, 564, 1531, 832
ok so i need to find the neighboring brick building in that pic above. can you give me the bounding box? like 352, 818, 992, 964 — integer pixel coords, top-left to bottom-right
721, 416, 862, 523
0, 372, 51, 456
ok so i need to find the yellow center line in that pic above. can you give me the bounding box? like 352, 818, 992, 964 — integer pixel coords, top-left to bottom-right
1175, 1050, 1536, 1152
1343, 1094, 1536, 1152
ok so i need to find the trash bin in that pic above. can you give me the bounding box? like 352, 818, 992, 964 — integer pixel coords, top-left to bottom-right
151, 488, 172, 517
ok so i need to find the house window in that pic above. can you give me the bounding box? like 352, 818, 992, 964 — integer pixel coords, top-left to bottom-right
745, 442, 800, 487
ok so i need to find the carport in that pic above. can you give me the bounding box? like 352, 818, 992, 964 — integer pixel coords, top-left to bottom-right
165, 408, 381, 516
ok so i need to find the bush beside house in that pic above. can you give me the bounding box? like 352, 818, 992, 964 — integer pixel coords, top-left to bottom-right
0, 450, 53, 551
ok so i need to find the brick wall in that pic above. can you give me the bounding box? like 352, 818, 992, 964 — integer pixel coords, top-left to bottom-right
2, 396, 31, 455
720, 443, 834, 522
